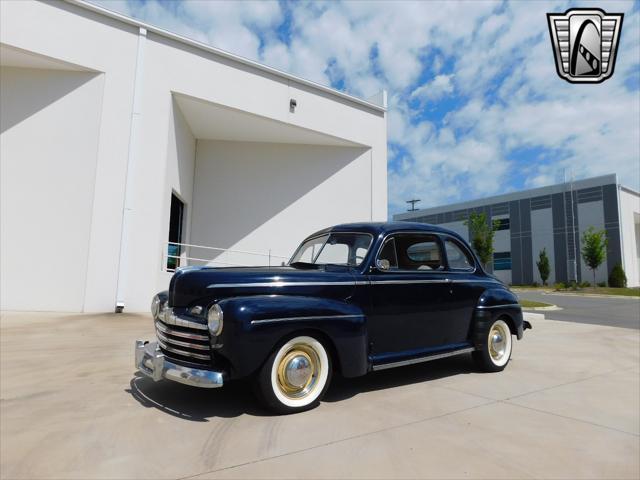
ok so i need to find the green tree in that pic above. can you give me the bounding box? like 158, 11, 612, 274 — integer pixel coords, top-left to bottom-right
464, 212, 499, 269
580, 226, 608, 287
536, 248, 550, 286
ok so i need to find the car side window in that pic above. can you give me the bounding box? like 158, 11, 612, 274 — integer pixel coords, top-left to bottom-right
378, 238, 398, 269
395, 234, 444, 271
444, 237, 475, 271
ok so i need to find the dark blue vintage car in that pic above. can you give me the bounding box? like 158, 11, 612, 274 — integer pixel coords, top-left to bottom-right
136, 222, 531, 413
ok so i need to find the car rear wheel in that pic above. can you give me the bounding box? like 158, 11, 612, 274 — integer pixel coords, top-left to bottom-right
256, 335, 332, 414
472, 318, 513, 372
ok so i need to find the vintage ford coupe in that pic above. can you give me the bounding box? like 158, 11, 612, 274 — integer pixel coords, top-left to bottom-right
136, 222, 530, 413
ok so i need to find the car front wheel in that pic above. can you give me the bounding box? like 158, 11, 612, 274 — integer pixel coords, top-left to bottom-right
472, 318, 513, 372
256, 335, 332, 414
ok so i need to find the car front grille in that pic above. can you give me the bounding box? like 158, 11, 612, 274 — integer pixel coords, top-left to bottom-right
154, 316, 211, 366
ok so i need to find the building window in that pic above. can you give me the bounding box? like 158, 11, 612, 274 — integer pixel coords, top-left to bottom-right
494, 218, 510, 230
493, 252, 511, 270
167, 193, 185, 271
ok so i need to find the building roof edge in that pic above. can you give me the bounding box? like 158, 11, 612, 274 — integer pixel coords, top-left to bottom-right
65, 0, 387, 113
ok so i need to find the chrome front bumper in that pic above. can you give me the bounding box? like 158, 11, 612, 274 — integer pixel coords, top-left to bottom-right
135, 340, 224, 388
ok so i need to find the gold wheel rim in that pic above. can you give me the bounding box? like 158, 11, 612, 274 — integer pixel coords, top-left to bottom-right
489, 323, 508, 362
276, 344, 320, 399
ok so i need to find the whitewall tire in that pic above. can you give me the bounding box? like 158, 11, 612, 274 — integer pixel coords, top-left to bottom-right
473, 318, 513, 372
256, 335, 332, 414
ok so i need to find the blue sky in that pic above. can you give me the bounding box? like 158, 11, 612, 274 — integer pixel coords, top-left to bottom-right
92, 0, 640, 216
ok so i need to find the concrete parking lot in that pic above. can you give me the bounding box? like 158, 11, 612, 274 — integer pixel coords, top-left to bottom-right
1, 311, 638, 479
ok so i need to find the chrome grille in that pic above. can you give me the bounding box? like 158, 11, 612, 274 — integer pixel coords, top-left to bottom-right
154, 317, 211, 365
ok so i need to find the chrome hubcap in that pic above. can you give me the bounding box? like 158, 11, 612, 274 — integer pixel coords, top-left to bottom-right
489, 324, 508, 362
285, 354, 313, 388
276, 344, 320, 399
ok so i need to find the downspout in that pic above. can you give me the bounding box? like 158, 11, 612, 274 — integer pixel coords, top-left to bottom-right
616, 175, 625, 276
115, 26, 147, 312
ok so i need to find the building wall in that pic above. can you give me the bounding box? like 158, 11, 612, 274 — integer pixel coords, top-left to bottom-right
531, 208, 555, 285
619, 188, 640, 287
1, 0, 140, 312
186, 141, 371, 271
0, 67, 104, 311
1, 0, 388, 312
394, 175, 634, 287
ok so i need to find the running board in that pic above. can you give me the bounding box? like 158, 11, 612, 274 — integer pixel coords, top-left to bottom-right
371, 346, 476, 371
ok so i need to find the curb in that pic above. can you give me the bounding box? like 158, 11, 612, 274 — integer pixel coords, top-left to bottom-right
523, 312, 545, 323
544, 292, 640, 300
522, 305, 562, 311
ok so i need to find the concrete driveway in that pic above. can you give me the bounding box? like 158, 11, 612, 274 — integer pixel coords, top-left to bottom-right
1, 311, 638, 479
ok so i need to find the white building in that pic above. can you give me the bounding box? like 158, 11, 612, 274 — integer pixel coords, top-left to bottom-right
1, 0, 388, 313
395, 174, 640, 287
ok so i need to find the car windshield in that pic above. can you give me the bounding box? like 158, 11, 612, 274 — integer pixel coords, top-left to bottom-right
290, 232, 372, 267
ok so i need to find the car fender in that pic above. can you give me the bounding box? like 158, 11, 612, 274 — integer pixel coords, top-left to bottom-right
473, 288, 525, 346
216, 295, 368, 379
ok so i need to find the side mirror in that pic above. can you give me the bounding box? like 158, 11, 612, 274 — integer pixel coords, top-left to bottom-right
376, 259, 391, 271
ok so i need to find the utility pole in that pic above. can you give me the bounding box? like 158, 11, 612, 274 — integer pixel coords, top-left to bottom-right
406, 199, 421, 212
562, 168, 578, 284
569, 171, 578, 283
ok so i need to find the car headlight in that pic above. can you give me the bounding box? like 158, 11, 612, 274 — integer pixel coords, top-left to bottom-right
151, 295, 161, 319
207, 304, 224, 336
151, 294, 168, 320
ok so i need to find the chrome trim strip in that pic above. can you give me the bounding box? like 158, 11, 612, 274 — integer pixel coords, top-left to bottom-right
369, 279, 448, 285
251, 314, 363, 325
157, 338, 211, 360
207, 281, 357, 289
160, 311, 208, 331
207, 278, 498, 289
155, 321, 209, 341
371, 347, 476, 371
156, 331, 210, 351
449, 279, 499, 284
476, 303, 521, 309
372, 230, 479, 274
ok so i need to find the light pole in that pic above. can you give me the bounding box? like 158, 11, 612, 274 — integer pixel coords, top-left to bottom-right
406, 199, 421, 212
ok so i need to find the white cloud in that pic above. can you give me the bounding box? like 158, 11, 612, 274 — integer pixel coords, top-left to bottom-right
411, 74, 455, 104
88, 0, 640, 216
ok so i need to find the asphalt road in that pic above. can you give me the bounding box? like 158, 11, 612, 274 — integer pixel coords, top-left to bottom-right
516, 290, 640, 329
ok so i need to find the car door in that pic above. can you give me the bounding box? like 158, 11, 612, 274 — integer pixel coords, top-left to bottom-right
366, 233, 453, 359
441, 235, 484, 344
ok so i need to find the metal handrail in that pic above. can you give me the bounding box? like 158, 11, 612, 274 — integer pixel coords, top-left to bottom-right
166, 254, 263, 267
167, 241, 289, 259
164, 241, 290, 271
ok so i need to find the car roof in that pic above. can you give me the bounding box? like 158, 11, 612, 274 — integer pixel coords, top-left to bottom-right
306, 222, 464, 239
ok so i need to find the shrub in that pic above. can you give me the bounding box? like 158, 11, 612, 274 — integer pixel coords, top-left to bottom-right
597, 281, 607, 287
554, 282, 567, 290
579, 281, 591, 288
532, 281, 539, 287
608, 263, 627, 288
536, 248, 551, 286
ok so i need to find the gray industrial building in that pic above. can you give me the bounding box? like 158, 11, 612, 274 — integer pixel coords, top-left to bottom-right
394, 174, 640, 287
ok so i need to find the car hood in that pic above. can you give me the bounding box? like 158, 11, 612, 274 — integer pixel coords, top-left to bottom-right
168, 265, 358, 307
